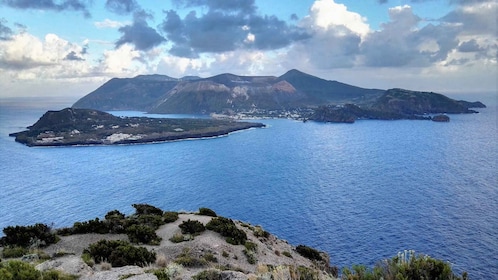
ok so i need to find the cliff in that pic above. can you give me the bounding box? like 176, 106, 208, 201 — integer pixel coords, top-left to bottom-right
9, 108, 265, 147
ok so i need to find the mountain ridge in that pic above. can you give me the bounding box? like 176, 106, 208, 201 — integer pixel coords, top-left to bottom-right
73, 69, 385, 113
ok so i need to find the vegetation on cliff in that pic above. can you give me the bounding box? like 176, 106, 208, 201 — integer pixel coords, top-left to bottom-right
0, 204, 469, 279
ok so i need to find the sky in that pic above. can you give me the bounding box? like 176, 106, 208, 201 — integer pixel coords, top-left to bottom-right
0, 0, 496, 99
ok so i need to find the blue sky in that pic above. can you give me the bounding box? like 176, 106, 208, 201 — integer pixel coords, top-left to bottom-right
0, 0, 496, 98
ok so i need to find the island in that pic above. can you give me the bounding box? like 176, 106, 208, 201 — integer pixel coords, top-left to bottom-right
9, 108, 265, 147
71, 70, 486, 124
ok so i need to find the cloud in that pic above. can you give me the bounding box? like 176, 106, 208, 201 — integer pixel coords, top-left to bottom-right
0, 0, 91, 17
441, 1, 497, 35
94, 19, 129, 29
105, 0, 138, 15
0, 18, 13, 40
116, 11, 166, 51
360, 5, 461, 67
0, 32, 92, 81
303, 0, 370, 37
173, 0, 257, 14
159, 1, 309, 58
64, 50, 85, 61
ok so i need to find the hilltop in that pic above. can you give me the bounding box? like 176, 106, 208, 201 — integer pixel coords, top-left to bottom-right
0, 205, 336, 280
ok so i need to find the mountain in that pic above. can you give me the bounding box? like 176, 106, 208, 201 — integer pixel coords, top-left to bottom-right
73, 70, 384, 113
72, 75, 180, 111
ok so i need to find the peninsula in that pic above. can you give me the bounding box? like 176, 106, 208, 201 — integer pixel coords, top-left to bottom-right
9, 108, 265, 147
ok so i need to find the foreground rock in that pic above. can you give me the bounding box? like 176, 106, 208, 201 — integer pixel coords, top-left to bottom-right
17, 212, 336, 280
9, 108, 265, 147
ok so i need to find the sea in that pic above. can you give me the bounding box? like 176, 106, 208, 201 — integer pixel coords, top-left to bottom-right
0, 93, 496, 278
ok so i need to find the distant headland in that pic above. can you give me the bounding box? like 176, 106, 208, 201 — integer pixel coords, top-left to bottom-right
9, 108, 265, 147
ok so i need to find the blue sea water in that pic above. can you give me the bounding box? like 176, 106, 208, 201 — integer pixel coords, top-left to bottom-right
0, 94, 497, 278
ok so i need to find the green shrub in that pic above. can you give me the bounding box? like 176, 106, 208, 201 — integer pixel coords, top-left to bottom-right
296, 245, 323, 262
84, 239, 156, 267
1, 223, 57, 248
244, 241, 257, 252
243, 249, 257, 265
41, 269, 78, 280
163, 212, 179, 223
0, 260, 41, 280
203, 253, 218, 263
169, 233, 186, 243
126, 224, 162, 245
198, 208, 217, 217
296, 266, 319, 280
72, 218, 110, 234
342, 251, 468, 280
282, 251, 293, 258
126, 214, 165, 230
132, 204, 163, 216
174, 249, 207, 268
81, 252, 94, 267
192, 269, 221, 280
205, 217, 247, 245
1, 246, 28, 258
179, 220, 205, 235
253, 226, 270, 239
105, 210, 125, 220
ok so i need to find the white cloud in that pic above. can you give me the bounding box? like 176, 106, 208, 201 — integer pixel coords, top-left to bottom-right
98, 44, 143, 75
304, 0, 370, 37
94, 19, 129, 29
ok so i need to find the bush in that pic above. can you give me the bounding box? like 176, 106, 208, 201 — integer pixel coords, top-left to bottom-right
253, 226, 270, 239
243, 249, 257, 265
1, 246, 28, 258
132, 204, 163, 216
169, 233, 185, 243
126, 214, 165, 230
126, 224, 161, 245
198, 208, 217, 217
244, 241, 257, 252
84, 239, 156, 267
282, 251, 293, 258
192, 269, 222, 280
1, 223, 57, 248
72, 218, 110, 234
174, 248, 207, 268
296, 245, 323, 262
205, 217, 247, 245
179, 220, 205, 235
342, 251, 468, 280
104, 210, 125, 220
163, 212, 179, 223
0, 260, 41, 280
